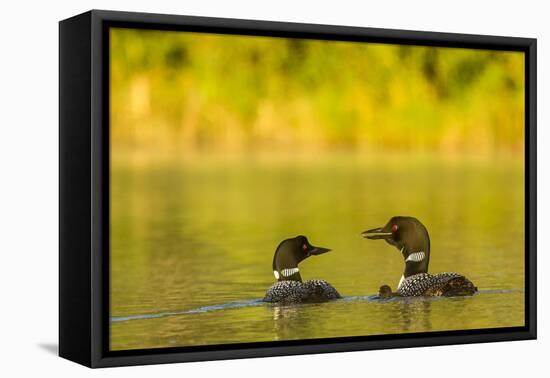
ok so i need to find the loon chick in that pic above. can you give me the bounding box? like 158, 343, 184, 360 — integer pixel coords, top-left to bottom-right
362, 216, 477, 297
263, 236, 341, 304
378, 284, 394, 299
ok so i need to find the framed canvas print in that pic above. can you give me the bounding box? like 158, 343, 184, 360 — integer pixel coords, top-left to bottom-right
59, 10, 537, 368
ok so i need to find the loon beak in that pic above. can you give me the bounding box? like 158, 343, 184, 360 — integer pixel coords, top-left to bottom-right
308, 245, 331, 256
362, 227, 392, 240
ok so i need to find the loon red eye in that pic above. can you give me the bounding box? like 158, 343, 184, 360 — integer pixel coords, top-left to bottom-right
392, 224, 399, 232
302, 244, 308, 251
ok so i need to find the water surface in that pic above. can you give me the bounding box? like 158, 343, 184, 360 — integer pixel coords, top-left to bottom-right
110, 155, 524, 350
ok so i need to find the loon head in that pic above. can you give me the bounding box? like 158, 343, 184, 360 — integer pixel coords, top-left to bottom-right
362, 216, 430, 278
272, 235, 331, 282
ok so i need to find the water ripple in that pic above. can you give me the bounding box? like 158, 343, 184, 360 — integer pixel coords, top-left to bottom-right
111, 288, 524, 323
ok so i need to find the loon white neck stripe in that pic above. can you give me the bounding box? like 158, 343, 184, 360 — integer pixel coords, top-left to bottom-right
274, 268, 300, 279
280, 268, 300, 277
406, 251, 426, 262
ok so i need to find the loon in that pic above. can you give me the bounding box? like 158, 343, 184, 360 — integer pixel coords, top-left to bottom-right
362, 216, 477, 297
263, 236, 341, 304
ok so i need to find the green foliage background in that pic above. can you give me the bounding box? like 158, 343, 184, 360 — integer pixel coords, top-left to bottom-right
110, 28, 524, 158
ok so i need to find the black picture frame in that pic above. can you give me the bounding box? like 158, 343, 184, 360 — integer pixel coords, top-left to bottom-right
59, 9, 537, 368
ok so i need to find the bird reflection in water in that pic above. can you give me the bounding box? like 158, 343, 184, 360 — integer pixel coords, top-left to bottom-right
387, 298, 433, 332
269, 304, 318, 341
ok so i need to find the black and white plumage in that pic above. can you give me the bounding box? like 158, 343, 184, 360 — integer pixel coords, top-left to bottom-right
262, 236, 341, 304
263, 279, 341, 303
364, 216, 477, 297
396, 273, 476, 297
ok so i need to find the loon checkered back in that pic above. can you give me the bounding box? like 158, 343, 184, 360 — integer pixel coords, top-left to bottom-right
396, 273, 477, 296
263, 279, 341, 303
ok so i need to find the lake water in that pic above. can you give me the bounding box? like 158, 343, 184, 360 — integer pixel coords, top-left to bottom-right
110, 154, 525, 350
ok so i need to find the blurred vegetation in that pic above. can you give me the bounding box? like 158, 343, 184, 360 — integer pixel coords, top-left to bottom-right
110, 28, 524, 158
